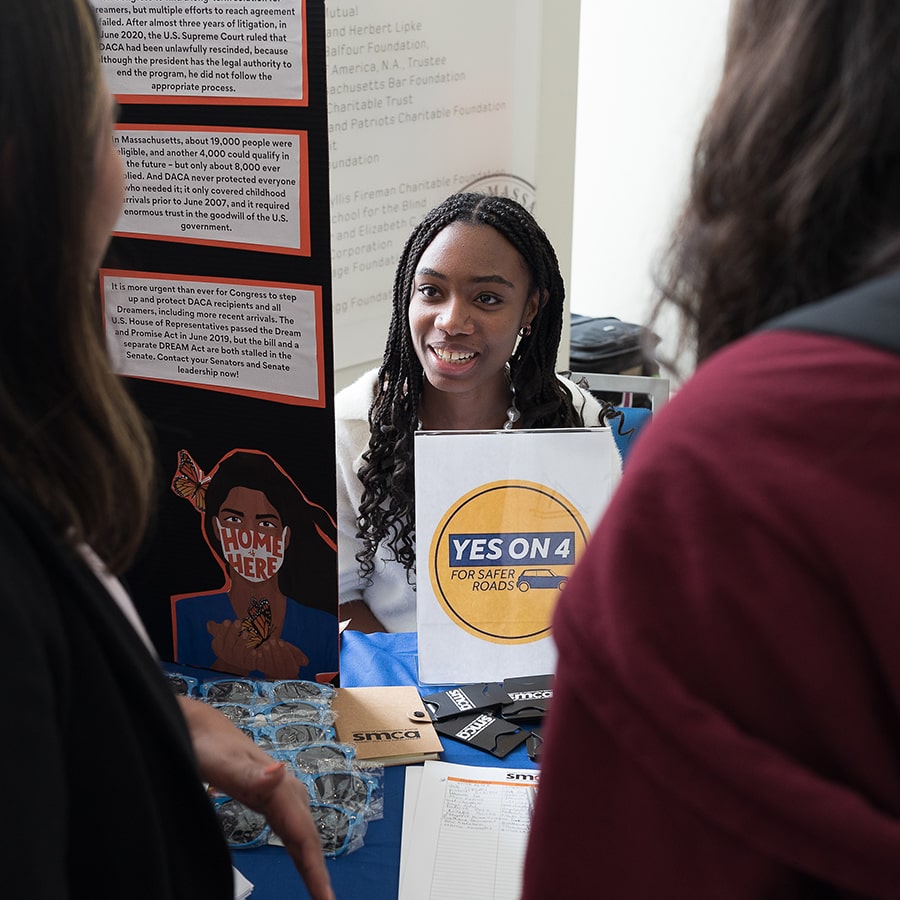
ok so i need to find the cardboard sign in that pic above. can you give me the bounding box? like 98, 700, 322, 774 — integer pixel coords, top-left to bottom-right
415, 428, 618, 683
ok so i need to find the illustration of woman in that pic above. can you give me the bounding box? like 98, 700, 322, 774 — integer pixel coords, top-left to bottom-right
171, 448, 339, 681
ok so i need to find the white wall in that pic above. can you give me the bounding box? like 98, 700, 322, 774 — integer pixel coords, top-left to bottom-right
570, 1, 731, 371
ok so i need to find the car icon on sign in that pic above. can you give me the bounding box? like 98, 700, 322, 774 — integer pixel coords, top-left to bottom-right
516, 568, 569, 592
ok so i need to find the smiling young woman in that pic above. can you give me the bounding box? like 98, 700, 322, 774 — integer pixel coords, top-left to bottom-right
334, 192, 620, 633
409, 221, 540, 430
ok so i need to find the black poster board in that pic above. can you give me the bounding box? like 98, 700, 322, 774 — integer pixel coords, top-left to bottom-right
93, 0, 337, 681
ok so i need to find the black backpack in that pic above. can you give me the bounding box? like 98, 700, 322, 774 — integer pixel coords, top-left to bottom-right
568, 314, 660, 377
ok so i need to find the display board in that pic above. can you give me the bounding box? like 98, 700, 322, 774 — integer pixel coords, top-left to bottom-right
93, 0, 339, 681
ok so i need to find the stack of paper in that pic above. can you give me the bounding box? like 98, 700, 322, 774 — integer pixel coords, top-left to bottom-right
399, 761, 538, 900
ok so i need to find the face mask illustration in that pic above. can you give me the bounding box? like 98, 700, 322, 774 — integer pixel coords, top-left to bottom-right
215, 518, 288, 583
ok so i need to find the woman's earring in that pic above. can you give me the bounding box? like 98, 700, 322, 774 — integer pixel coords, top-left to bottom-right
519, 323, 532, 337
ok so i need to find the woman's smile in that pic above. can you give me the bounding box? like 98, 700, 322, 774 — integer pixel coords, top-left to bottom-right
431, 346, 476, 364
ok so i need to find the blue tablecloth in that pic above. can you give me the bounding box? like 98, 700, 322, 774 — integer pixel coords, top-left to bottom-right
215, 631, 538, 899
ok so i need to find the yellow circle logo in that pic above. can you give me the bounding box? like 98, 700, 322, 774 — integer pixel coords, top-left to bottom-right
428, 479, 591, 644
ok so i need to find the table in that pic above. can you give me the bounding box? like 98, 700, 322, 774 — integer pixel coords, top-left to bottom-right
215, 631, 539, 899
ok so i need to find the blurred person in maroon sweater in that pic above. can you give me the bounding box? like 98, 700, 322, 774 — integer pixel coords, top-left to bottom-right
523, 1, 900, 897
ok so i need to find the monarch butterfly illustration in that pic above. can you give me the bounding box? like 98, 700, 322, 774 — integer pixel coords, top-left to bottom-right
171, 449, 211, 512
239, 597, 273, 649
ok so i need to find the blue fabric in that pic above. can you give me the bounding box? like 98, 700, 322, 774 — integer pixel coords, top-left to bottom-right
224, 631, 538, 898
612, 406, 653, 463
339, 630, 421, 688
172, 591, 339, 681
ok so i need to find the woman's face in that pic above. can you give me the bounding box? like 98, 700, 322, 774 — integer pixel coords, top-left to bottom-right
214, 486, 291, 583
408, 221, 540, 399
84, 74, 125, 272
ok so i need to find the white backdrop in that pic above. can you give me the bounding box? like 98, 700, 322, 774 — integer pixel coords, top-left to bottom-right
570, 1, 731, 376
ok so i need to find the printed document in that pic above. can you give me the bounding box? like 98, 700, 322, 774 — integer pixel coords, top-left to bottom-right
399, 760, 538, 900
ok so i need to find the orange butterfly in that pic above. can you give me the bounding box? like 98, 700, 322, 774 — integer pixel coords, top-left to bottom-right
239, 597, 273, 649
171, 449, 210, 512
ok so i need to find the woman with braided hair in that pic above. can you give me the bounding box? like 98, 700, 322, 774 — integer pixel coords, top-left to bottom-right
335, 192, 616, 632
